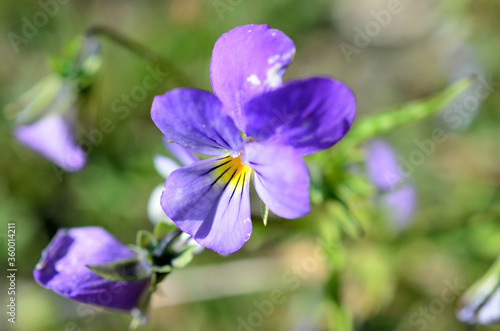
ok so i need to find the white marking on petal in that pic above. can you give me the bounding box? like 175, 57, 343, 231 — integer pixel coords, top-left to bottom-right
267, 54, 280, 64
246, 74, 261, 86
271, 32, 276, 36
281, 49, 296, 61
264, 63, 283, 88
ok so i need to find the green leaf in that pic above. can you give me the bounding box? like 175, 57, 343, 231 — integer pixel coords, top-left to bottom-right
346, 76, 474, 144
136, 230, 157, 249
261, 201, 269, 226
87, 255, 152, 281
327, 200, 364, 240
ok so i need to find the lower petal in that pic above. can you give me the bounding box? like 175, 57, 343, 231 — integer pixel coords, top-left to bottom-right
162, 156, 252, 254
246, 142, 310, 219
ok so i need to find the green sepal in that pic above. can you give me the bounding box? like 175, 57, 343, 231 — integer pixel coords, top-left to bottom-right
171, 247, 195, 269
261, 201, 269, 226
136, 230, 157, 249
86, 253, 152, 281
153, 221, 178, 240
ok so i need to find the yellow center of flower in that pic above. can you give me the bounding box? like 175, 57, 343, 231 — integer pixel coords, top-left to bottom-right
213, 154, 252, 188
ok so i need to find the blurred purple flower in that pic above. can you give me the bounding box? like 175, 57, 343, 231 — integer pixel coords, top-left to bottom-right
34, 226, 150, 311
15, 110, 86, 172
151, 24, 356, 254
8, 75, 86, 172
364, 139, 417, 230
7, 37, 101, 172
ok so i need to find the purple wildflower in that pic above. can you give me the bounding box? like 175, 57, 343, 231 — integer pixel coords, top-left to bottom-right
151, 24, 356, 254
34, 226, 150, 311
364, 139, 417, 231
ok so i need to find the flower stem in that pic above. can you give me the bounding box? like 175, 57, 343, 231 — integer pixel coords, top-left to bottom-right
85, 25, 193, 87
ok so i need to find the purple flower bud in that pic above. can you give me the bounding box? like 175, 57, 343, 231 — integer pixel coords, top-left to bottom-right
34, 226, 150, 311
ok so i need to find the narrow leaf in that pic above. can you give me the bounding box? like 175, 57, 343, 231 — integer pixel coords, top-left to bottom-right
87, 255, 152, 281
347, 76, 474, 144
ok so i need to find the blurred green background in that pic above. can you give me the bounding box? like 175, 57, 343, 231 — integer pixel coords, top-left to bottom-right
1, 0, 500, 330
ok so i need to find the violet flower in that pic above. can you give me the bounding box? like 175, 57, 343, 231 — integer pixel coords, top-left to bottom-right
34, 226, 150, 311
364, 139, 417, 231
151, 24, 356, 253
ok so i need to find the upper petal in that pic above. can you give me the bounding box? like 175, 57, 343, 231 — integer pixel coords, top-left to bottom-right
246, 142, 310, 219
210, 24, 295, 129
162, 156, 252, 254
151, 88, 244, 155
15, 112, 86, 172
33, 226, 149, 311
244, 77, 356, 156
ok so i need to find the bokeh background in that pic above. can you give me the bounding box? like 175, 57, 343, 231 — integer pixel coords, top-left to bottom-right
1, 0, 500, 330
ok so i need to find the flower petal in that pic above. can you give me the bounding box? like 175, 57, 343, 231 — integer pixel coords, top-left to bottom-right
365, 139, 404, 190
246, 142, 310, 219
210, 24, 295, 129
244, 77, 356, 156
162, 156, 252, 254
15, 112, 86, 172
33, 227, 149, 311
151, 88, 243, 155
380, 185, 417, 231
364, 139, 417, 230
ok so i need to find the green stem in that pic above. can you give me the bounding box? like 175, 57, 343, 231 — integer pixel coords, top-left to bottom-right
85, 25, 193, 87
